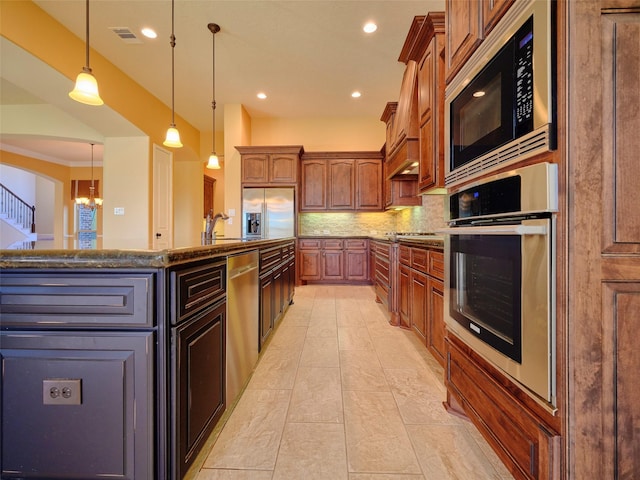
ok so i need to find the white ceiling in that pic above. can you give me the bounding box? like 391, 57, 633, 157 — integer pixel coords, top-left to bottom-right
1, 0, 445, 165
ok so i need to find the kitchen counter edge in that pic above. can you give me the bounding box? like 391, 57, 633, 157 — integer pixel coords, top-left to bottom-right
0, 238, 295, 269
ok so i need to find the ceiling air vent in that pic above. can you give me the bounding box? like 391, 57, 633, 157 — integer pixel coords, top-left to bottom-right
109, 27, 142, 44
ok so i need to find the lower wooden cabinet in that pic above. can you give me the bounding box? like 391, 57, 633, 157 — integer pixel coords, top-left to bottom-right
446, 333, 561, 479
298, 238, 370, 284
259, 242, 295, 350
398, 243, 445, 366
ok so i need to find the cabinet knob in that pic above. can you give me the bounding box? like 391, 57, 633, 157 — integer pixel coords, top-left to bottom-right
156, 233, 162, 238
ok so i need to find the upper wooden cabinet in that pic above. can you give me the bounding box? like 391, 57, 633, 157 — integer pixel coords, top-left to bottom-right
300, 152, 383, 212
482, 0, 515, 37
445, 0, 516, 84
409, 12, 446, 192
445, 0, 483, 84
237, 146, 303, 185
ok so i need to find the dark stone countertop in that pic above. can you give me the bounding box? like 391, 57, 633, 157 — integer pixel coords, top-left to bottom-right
0, 237, 295, 269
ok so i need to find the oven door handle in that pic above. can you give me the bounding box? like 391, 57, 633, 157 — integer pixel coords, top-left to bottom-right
435, 224, 547, 236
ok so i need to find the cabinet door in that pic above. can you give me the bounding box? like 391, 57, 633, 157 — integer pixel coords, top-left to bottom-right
426, 276, 445, 366
270, 154, 298, 184
399, 263, 411, 329
241, 154, 269, 184
322, 250, 344, 281
273, 267, 284, 324
0, 332, 153, 480
259, 272, 273, 348
328, 159, 355, 210
482, 0, 514, 37
175, 301, 225, 479
356, 159, 383, 211
299, 249, 322, 281
345, 249, 369, 281
418, 34, 445, 192
446, 0, 483, 83
410, 270, 428, 343
300, 160, 327, 211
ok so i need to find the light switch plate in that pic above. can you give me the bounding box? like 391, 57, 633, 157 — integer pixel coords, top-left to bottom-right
114, 207, 125, 215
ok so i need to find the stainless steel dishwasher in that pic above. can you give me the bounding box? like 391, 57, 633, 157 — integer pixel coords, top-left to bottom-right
226, 250, 259, 406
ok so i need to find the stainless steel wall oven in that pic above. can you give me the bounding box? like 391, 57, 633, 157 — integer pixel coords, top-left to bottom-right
439, 162, 557, 406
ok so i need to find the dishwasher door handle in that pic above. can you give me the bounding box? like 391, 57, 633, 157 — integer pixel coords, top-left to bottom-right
228, 263, 259, 280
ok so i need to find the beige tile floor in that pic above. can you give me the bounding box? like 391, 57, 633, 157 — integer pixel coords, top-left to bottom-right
194, 284, 514, 480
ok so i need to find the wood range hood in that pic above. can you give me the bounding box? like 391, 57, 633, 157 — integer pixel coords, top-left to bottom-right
381, 15, 424, 180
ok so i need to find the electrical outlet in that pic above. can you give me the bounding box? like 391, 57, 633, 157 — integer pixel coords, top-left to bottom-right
227, 217, 233, 225
323, 230, 330, 235
43, 379, 82, 405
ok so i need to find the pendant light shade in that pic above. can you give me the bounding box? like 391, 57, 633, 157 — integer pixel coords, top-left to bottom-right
206, 154, 221, 169
206, 23, 221, 169
69, 0, 103, 106
163, 0, 182, 148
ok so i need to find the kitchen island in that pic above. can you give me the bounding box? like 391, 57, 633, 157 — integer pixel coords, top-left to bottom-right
0, 237, 295, 480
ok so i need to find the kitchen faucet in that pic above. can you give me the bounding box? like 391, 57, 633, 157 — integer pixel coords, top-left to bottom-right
203, 210, 229, 243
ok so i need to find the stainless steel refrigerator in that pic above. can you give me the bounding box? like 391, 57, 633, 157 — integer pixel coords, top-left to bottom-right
242, 187, 295, 239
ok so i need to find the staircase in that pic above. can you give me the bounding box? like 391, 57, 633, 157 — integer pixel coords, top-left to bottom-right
1, 182, 37, 249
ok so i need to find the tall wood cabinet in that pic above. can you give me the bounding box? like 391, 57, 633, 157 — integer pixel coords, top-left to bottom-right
566, 2, 640, 479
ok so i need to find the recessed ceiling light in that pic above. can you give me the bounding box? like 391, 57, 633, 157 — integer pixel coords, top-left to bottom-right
363, 22, 377, 33
257, 92, 267, 99
351, 91, 362, 98
141, 27, 157, 39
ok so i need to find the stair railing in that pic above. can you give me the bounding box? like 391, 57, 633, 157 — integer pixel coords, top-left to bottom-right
0, 183, 36, 233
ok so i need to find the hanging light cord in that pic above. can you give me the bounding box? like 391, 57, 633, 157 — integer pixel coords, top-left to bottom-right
170, 0, 177, 126
90, 143, 95, 189
209, 23, 220, 154
84, 0, 91, 71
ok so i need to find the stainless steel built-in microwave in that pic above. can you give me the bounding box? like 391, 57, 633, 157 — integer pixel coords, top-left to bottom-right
445, 0, 556, 186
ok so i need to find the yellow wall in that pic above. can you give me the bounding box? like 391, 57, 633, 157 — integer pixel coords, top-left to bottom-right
1, 1, 203, 247
251, 117, 385, 152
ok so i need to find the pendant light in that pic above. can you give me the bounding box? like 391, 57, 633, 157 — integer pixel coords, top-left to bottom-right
163, 0, 183, 148
69, 0, 104, 106
75, 143, 103, 210
206, 23, 221, 169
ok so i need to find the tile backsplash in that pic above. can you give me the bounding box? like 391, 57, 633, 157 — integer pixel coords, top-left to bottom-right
298, 194, 446, 236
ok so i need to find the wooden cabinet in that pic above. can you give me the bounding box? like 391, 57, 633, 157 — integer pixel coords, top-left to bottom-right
372, 240, 391, 308
565, 5, 640, 478
413, 13, 445, 192
237, 145, 303, 186
445, 0, 483, 83
300, 152, 383, 212
204, 175, 215, 217
356, 159, 384, 210
482, 0, 514, 37
345, 239, 370, 282
0, 271, 156, 479
446, 333, 561, 480
328, 159, 355, 210
397, 243, 445, 366
299, 238, 370, 283
258, 241, 295, 349
300, 159, 327, 210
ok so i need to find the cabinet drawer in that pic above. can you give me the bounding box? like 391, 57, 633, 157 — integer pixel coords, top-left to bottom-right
345, 239, 368, 250
411, 248, 428, 273
375, 259, 390, 284
171, 260, 226, 325
0, 273, 154, 327
298, 239, 321, 249
373, 243, 390, 260
428, 250, 445, 280
260, 247, 282, 273
323, 239, 344, 250
399, 245, 411, 266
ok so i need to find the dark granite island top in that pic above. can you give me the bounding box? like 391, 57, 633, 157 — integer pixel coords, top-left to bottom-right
0, 237, 296, 269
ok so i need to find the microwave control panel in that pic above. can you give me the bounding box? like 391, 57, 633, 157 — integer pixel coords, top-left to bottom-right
515, 15, 534, 133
